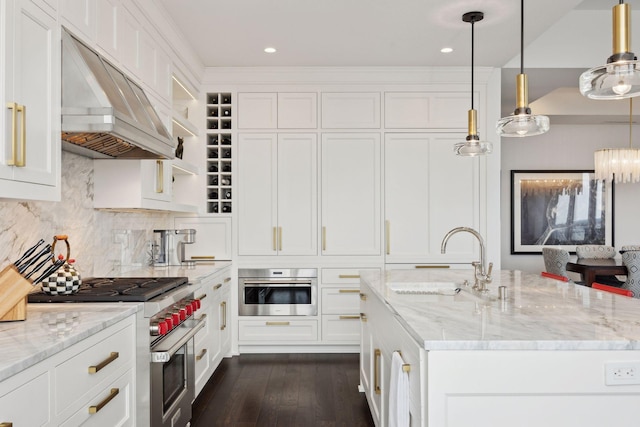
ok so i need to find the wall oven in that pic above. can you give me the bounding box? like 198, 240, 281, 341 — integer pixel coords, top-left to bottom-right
238, 268, 317, 316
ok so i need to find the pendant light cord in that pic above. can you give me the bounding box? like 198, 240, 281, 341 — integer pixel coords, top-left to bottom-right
520, 0, 524, 74
471, 20, 475, 110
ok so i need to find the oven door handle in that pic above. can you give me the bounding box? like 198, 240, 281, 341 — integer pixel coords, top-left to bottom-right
242, 280, 312, 285
150, 316, 206, 363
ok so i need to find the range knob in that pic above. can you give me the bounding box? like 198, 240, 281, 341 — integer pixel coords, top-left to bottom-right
185, 303, 193, 316
194, 299, 201, 310
158, 320, 169, 335
179, 308, 187, 321
192, 299, 200, 311
165, 316, 174, 330
171, 312, 180, 325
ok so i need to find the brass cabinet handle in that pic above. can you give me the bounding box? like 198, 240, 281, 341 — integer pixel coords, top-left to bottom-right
266, 321, 290, 326
17, 104, 25, 167
197, 313, 208, 322
6, 102, 17, 166
338, 274, 360, 279
0, 423, 14, 427
374, 349, 381, 394
278, 226, 283, 251
191, 255, 216, 260
196, 348, 208, 361
197, 293, 207, 300
220, 301, 227, 330
224, 277, 231, 283
339, 315, 361, 320
88, 352, 119, 374
322, 226, 326, 251
339, 289, 360, 293
156, 160, 164, 193
89, 388, 119, 414
385, 220, 390, 255
360, 313, 367, 322
273, 227, 277, 251
213, 283, 222, 290
360, 293, 367, 301
415, 265, 450, 269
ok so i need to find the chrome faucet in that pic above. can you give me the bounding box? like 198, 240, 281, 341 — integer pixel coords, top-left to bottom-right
441, 227, 493, 291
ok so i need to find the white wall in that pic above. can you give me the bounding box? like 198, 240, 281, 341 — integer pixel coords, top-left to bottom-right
500, 123, 640, 273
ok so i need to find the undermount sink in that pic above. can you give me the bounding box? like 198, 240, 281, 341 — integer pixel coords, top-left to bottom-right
389, 282, 462, 295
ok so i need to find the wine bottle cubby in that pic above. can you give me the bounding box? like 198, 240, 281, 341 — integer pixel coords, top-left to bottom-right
206, 92, 233, 214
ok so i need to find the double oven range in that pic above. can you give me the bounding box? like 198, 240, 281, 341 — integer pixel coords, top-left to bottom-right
29, 276, 202, 427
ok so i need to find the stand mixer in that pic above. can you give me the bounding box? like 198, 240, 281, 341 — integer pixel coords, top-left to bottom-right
152, 229, 196, 267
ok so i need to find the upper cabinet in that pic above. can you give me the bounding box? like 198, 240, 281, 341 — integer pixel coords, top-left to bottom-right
237, 92, 317, 129
321, 92, 380, 129
384, 92, 470, 129
0, 0, 60, 201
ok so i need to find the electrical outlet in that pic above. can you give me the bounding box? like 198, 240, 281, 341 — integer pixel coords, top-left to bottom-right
605, 361, 640, 385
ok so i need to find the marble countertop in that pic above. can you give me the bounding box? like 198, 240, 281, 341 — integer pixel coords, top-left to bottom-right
0, 261, 232, 383
361, 269, 640, 351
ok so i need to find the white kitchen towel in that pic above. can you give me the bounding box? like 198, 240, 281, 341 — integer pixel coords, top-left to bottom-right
389, 351, 410, 427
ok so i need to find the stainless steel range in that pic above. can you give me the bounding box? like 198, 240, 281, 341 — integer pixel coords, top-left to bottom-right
29, 276, 203, 427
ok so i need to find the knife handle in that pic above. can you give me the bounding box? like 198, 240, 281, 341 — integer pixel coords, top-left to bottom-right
13, 239, 45, 267
33, 259, 65, 284
24, 256, 54, 279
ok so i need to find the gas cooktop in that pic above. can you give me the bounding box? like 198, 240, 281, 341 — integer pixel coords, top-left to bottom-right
28, 277, 189, 303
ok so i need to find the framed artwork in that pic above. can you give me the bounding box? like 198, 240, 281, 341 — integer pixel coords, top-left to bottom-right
510, 170, 614, 254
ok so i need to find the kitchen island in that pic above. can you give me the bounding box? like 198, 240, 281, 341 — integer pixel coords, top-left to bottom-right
360, 269, 640, 427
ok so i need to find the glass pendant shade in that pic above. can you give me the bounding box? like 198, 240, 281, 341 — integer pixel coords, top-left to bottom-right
580, 2, 640, 100
594, 148, 640, 183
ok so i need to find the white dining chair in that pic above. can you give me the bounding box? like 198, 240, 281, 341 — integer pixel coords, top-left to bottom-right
575, 245, 616, 259
621, 250, 640, 298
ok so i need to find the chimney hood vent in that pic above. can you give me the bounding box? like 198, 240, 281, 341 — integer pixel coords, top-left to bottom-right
61, 28, 175, 159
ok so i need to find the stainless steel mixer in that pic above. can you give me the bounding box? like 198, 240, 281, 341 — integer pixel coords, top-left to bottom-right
152, 229, 196, 266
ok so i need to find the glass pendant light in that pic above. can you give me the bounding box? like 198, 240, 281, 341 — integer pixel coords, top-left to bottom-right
454, 11, 493, 157
580, 1, 640, 100
594, 98, 640, 183
496, 0, 550, 137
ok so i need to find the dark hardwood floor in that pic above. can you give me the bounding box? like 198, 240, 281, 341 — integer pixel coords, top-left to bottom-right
191, 353, 374, 427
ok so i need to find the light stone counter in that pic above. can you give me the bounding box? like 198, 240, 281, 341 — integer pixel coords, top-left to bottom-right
0, 303, 140, 382
100, 261, 232, 285
361, 269, 640, 351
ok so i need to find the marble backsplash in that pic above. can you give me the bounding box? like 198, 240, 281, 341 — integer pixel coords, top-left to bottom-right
0, 151, 175, 277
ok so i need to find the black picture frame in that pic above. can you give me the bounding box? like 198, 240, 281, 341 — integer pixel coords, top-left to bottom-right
510, 170, 614, 254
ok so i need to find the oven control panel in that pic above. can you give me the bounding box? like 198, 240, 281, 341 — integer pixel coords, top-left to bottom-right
150, 295, 201, 336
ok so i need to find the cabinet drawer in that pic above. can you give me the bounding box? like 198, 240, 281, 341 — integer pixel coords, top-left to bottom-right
0, 372, 50, 426
321, 268, 380, 284
60, 368, 134, 427
321, 287, 360, 314
194, 338, 212, 389
322, 314, 361, 342
239, 319, 318, 342
55, 322, 134, 414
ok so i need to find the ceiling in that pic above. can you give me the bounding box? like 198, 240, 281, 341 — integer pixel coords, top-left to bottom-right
158, 0, 640, 122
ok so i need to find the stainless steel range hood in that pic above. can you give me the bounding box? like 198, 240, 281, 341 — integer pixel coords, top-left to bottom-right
61, 28, 175, 159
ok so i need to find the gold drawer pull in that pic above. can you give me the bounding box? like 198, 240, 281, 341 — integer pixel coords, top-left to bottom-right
156, 160, 164, 193
220, 301, 227, 330
191, 255, 216, 260
224, 277, 231, 283
266, 321, 290, 326
89, 388, 119, 414
360, 293, 367, 301
338, 274, 360, 279
196, 348, 208, 361
213, 283, 222, 290
198, 313, 208, 322
322, 226, 326, 251
339, 289, 360, 293
360, 313, 367, 322
339, 315, 361, 320
88, 352, 119, 374
0, 423, 14, 427
415, 265, 450, 269
403, 364, 411, 373
374, 349, 381, 394
197, 293, 207, 300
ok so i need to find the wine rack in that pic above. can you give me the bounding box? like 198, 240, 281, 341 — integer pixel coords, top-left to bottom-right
206, 92, 233, 213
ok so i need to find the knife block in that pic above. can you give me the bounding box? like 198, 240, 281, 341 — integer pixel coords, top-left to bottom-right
0, 265, 33, 321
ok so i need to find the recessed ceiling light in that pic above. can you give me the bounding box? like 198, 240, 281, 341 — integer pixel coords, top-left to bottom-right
441, 47, 453, 54
264, 47, 277, 53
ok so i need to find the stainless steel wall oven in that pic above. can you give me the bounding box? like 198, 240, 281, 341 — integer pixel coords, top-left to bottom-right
238, 268, 317, 316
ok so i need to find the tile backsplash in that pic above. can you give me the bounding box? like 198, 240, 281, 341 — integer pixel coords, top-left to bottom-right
0, 152, 174, 277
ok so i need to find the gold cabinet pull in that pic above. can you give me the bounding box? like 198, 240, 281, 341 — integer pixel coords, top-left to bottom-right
198, 313, 208, 322
360, 313, 367, 322
338, 274, 360, 279
339, 289, 360, 293
88, 352, 119, 374
339, 315, 361, 320
385, 220, 390, 255
224, 277, 231, 283
322, 226, 326, 251
415, 265, 450, 269
266, 321, 290, 326
191, 255, 216, 260
213, 283, 222, 290
88, 388, 119, 414
220, 301, 227, 330
278, 226, 283, 251
156, 160, 164, 193
0, 423, 14, 427
16, 104, 25, 167
196, 348, 208, 361
6, 102, 17, 166
273, 227, 277, 251
360, 293, 367, 301
197, 293, 207, 300
374, 349, 381, 394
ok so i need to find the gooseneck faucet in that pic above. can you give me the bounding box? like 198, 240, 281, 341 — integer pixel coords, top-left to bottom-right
441, 227, 493, 291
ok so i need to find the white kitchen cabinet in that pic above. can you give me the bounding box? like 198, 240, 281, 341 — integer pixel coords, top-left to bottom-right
96, 0, 118, 59
238, 319, 319, 342
384, 133, 480, 264
0, 0, 60, 201
321, 92, 381, 129
0, 372, 49, 426
278, 92, 317, 129
60, 0, 96, 42
174, 217, 233, 261
238, 133, 318, 255
321, 133, 381, 256
384, 92, 469, 129
238, 92, 278, 129
238, 92, 317, 129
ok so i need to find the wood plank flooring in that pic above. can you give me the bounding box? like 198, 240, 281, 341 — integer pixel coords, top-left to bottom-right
191, 353, 374, 427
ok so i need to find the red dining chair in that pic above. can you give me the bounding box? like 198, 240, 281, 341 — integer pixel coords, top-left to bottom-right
541, 271, 569, 282
592, 282, 634, 297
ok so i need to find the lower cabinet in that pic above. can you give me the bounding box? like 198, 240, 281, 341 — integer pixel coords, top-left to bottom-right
238, 319, 319, 342
193, 266, 233, 397
0, 315, 136, 426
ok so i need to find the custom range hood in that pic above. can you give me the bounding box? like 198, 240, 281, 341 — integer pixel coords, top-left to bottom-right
61, 28, 174, 159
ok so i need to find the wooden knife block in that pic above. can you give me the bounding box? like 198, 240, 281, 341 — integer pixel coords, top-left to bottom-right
0, 265, 33, 321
